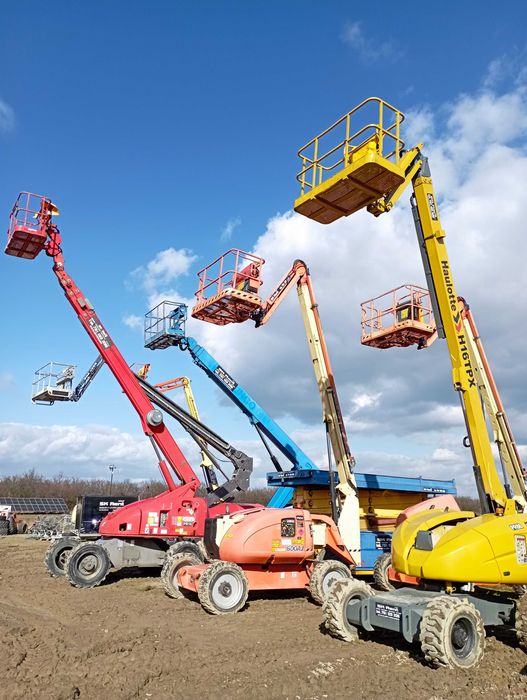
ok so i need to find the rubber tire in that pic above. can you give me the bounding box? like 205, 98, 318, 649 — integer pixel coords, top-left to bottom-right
18, 522, 28, 534
322, 579, 374, 642
165, 541, 205, 563
419, 596, 485, 669
197, 561, 248, 615
161, 553, 200, 599
44, 537, 80, 577
0, 521, 9, 536
309, 560, 352, 605
65, 542, 111, 589
373, 553, 395, 591
515, 591, 527, 651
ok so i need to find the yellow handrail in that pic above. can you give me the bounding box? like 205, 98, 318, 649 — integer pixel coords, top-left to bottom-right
296, 97, 406, 196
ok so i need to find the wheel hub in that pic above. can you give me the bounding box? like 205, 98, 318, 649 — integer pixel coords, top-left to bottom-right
218, 581, 232, 598
451, 618, 473, 658
79, 554, 99, 575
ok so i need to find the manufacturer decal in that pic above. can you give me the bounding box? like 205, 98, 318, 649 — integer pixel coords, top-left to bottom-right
375, 603, 402, 620
515, 535, 527, 564
375, 535, 392, 551
509, 523, 524, 531
441, 261, 476, 388
87, 315, 113, 349
214, 366, 237, 391
427, 193, 438, 220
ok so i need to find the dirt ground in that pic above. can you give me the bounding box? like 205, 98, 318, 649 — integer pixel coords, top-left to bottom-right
0, 537, 526, 700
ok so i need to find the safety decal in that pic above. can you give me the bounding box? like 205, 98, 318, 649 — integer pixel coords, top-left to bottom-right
515, 535, 527, 564
214, 365, 237, 391
147, 512, 159, 525
375, 535, 392, 551
375, 603, 402, 620
87, 315, 113, 349
509, 523, 524, 531
292, 538, 304, 546
427, 193, 438, 220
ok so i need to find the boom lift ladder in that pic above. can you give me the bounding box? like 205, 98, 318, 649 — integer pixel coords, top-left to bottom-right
4, 193, 255, 588
292, 98, 527, 666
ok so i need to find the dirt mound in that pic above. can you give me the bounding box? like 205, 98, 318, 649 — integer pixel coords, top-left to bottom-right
1, 538, 526, 699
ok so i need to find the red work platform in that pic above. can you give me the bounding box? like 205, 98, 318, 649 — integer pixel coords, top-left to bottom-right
5, 192, 57, 259
361, 285, 436, 349
191, 249, 265, 326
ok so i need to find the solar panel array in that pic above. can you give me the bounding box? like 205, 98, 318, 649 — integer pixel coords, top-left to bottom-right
0, 497, 69, 514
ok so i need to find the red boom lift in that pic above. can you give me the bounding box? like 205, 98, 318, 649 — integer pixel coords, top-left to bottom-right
5, 193, 256, 588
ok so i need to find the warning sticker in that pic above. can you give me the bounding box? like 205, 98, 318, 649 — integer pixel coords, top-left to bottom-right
375, 535, 392, 551
515, 535, 527, 564
375, 603, 402, 620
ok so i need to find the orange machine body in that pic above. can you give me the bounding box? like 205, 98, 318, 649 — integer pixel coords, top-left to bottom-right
177, 507, 354, 592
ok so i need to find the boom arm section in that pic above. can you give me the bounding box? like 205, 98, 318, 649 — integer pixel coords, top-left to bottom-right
369, 151, 511, 512
250, 260, 361, 555
136, 376, 252, 503
71, 355, 104, 402
181, 336, 320, 507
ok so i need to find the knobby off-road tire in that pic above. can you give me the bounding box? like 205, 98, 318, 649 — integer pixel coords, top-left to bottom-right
322, 579, 374, 642
165, 541, 204, 563
309, 560, 352, 605
197, 561, 248, 615
0, 520, 9, 536
515, 591, 527, 651
419, 596, 485, 669
161, 553, 200, 599
65, 542, 111, 589
373, 553, 395, 591
44, 537, 80, 577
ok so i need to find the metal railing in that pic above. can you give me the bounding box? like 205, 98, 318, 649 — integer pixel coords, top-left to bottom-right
194, 249, 264, 303
144, 301, 187, 348
32, 362, 76, 402
296, 97, 406, 196
361, 285, 433, 342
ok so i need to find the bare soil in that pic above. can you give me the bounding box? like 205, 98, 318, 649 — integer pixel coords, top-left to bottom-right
1, 537, 526, 700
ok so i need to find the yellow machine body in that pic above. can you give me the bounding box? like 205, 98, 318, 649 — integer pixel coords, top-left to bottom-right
392, 509, 527, 584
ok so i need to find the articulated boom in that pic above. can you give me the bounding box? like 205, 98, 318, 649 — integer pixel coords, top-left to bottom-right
5, 194, 251, 543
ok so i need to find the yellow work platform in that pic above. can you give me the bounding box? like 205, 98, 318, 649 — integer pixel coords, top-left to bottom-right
294, 97, 407, 224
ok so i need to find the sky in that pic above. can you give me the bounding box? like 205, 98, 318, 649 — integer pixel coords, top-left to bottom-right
1, 1, 527, 495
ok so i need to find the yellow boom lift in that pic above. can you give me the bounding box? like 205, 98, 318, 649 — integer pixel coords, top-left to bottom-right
293, 97, 527, 667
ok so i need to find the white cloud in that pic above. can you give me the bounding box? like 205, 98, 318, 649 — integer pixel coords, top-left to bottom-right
129, 247, 196, 307
341, 22, 401, 63
188, 77, 527, 494
221, 216, 241, 241
0, 373, 15, 391
0, 99, 15, 132
122, 314, 143, 331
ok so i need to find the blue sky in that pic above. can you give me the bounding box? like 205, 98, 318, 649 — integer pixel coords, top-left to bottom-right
1, 1, 527, 493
